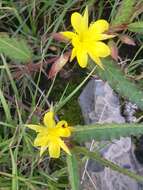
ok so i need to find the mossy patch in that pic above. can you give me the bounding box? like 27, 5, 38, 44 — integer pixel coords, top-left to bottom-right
51, 68, 87, 125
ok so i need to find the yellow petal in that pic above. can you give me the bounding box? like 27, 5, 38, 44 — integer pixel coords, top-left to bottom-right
71, 12, 83, 34
89, 19, 109, 34
100, 34, 116, 40
83, 6, 88, 29
70, 48, 76, 62
57, 128, 71, 137
56, 120, 68, 127
94, 42, 111, 57
71, 11, 88, 34
34, 134, 49, 146
71, 37, 80, 48
40, 147, 47, 156
69, 126, 75, 131
26, 124, 45, 132
43, 111, 56, 128
87, 33, 115, 41
94, 57, 104, 69
76, 48, 88, 68
59, 139, 71, 155
87, 41, 110, 58
60, 31, 76, 40
48, 141, 60, 158
89, 54, 104, 69
56, 122, 71, 138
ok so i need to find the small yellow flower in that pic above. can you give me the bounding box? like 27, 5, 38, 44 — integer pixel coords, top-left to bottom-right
61, 7, 114, 69
27, 111, 73, 158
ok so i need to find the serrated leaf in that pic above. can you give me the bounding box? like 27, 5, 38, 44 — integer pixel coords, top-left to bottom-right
73, 123, 143, 142
0, 36, 32, 62
73, 146, 143, 183
128, 22, 143, 33
67, 154, 80, 190
88, 58, 143, 111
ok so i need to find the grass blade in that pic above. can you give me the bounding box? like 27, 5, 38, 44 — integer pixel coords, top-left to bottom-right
67, 154, 80, 190
0, 87, 12, 123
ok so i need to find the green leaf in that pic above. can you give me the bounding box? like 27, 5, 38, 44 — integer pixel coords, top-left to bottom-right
67, 154, 80, 190
0, 36, 32, 62
112, 0, 136, 26
10, 149, 18, 190
88, 58, 143, 111
0, 87, 12, 123
73, 146, 143, 183
128, 22, 143, 33
73, 123, 143, 142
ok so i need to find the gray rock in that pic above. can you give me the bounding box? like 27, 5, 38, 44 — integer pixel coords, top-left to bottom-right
78, 79, 142, 190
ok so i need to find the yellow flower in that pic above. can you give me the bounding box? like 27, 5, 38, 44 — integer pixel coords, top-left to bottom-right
27, 111, 73, 158
61, 7, 114, 69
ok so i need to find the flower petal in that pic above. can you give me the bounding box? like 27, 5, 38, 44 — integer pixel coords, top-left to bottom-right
87, 41, 110, 68
55, 120, 71, 137
71, 10, 88, 34
88, 33, 115, 41
87, 41, 110, 58
59, 139, 71, 155
40, 147, 47, 156
89, 53, 104, 69
70, 48, 76, 62
26, 124, 45, 132
89, 19, 109, 34
43, 111, 56, 128
48, 141, 60, 158
100, 34, 116, 40
71, 37, 80, 48
76, 48, 88, 68
57, 127, 71, 137
34, 134, 49, 146
71, 12, 83, 34
83, 7, 88, 29
60, 31, 77, 40
94, 42, 111, 57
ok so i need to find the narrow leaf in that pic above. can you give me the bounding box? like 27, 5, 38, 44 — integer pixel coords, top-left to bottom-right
0, 87, 12, 123
10, 149, 18, 190
73, 147, 143, 183
73, 123, 143, 142
67, 154, 80, 190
